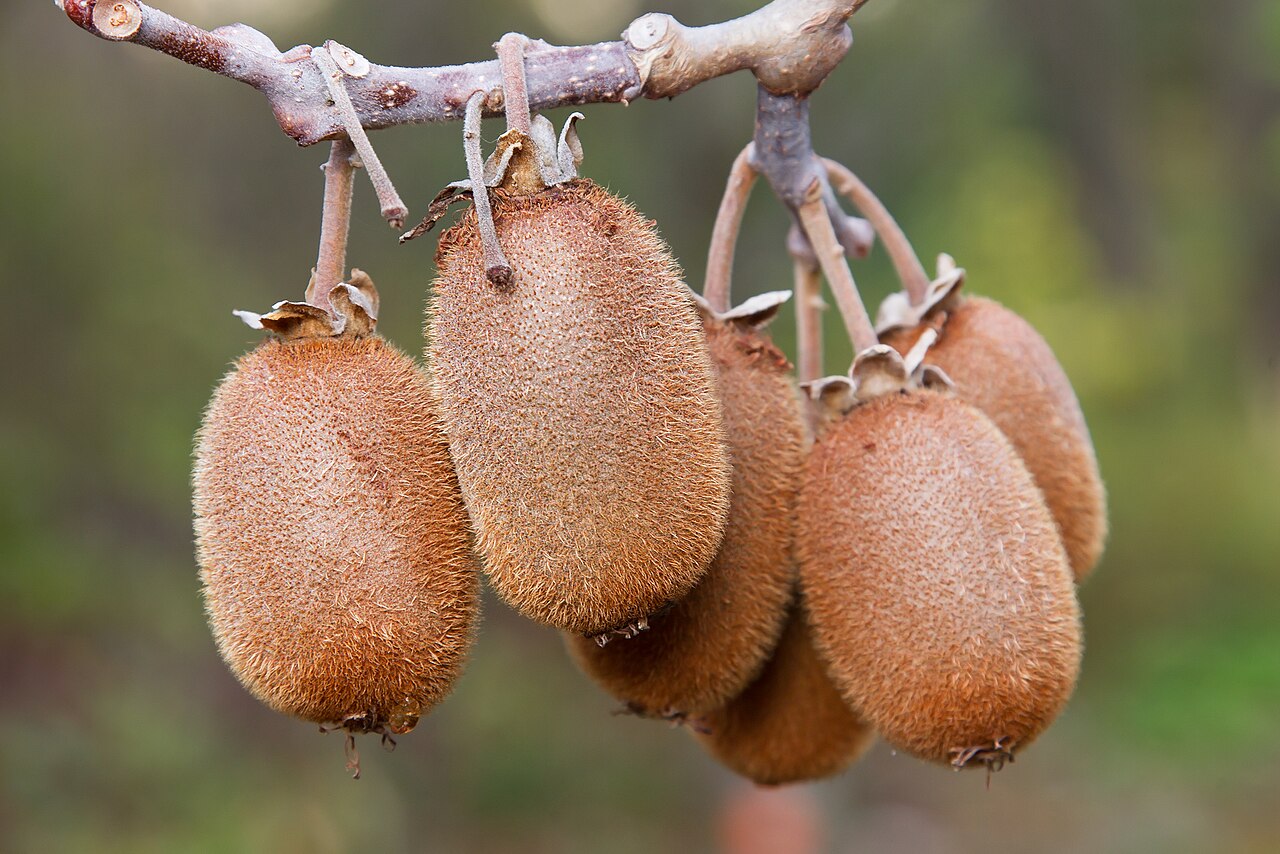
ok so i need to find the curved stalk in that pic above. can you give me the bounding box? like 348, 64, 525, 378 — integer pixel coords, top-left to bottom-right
703, 145, 758, 313
822, 158, 928, 306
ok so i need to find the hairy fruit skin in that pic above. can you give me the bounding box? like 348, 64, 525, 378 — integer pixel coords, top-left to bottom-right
194, 336, 480, 730
567, 316, 803, 716
696, 606, 874, 786
882, 296, 1107, 582
798, 390, 1082, 767
429, 180, 731, 635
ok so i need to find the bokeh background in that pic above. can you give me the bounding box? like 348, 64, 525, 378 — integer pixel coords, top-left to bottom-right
4, 0, 1279, 851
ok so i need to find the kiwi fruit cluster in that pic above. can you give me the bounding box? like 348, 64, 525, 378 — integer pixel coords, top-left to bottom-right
191, 115, 1104, 786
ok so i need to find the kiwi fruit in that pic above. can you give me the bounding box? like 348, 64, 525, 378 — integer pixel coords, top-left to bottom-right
882, 285, 1106, 582
695, 604, 874, 786
566, 296, 803, 717
798, 360, 1081, 770
194, 277, 480, 735
428, 121, 731, 637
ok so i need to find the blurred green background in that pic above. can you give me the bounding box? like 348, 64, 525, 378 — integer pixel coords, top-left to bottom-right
3, 0, 1279, 851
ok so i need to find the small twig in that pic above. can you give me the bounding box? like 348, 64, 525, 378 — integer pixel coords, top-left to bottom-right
797, 185, 877, 355
788, 225, 825, 385
496, 33, 532, 135
463, 91, 513, 289
311, 45, 407, 229
311, 138, 358, 313
703, 144, 758, 313
822, 158, 929, 306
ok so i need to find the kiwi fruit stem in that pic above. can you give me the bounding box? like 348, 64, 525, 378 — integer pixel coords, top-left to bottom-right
791, 239, 825, 387
496, 33, 532, 136
822, 157, 930, 308
796, 190, 878, 355
703, 144, 759, 314
310, 138, 358, 314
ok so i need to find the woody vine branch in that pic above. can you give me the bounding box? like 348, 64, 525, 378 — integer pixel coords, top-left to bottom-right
60, 0, 883, 361
59, 4, 866, 213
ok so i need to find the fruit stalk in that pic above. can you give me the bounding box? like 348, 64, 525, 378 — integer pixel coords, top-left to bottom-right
822, 158, 930, 306
703, 145, 758, 314
797, 191, 877, 355
495, 33, 533, 136
312, 138, 357, 312
790, 237, 824, 385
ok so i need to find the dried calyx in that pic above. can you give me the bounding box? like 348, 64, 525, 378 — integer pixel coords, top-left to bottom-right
805, 339, 953, 422
875, 253, 967, 335
690, 289, 793, 329
234, 269, 379, 340
403, 111, 585, 238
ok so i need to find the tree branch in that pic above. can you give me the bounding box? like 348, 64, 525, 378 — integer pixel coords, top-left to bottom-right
58, 0, 866, 146
59, 0, 879, 353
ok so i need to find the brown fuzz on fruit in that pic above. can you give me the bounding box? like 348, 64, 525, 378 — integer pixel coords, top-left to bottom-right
695, 604, 875, 786
427, 119, 731, 636
567, 292, 803, 717
879, 264, 1107, 582
798, 349, 1082, 770
195, 273, 480, 736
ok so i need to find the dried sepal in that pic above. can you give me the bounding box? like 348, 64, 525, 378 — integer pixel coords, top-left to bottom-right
235, 270, 379, 341
803, 341, 954, 421
400, 184, 474, 243
482, 114, 585, 195
690, 289, 793, 329
875, 254, 967, 334
234, 300, 334, 339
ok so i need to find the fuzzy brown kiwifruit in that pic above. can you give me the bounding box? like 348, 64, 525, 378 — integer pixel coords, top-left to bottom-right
428, 173, 731, 637
195, 279, 479, 734
798, 377, 1081, 770
695, 605, 874, 786
566, 296, 803, 717
881, 289, 1106, 582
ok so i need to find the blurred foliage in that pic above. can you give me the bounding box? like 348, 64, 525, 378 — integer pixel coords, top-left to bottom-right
2, 0, 1278, 851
